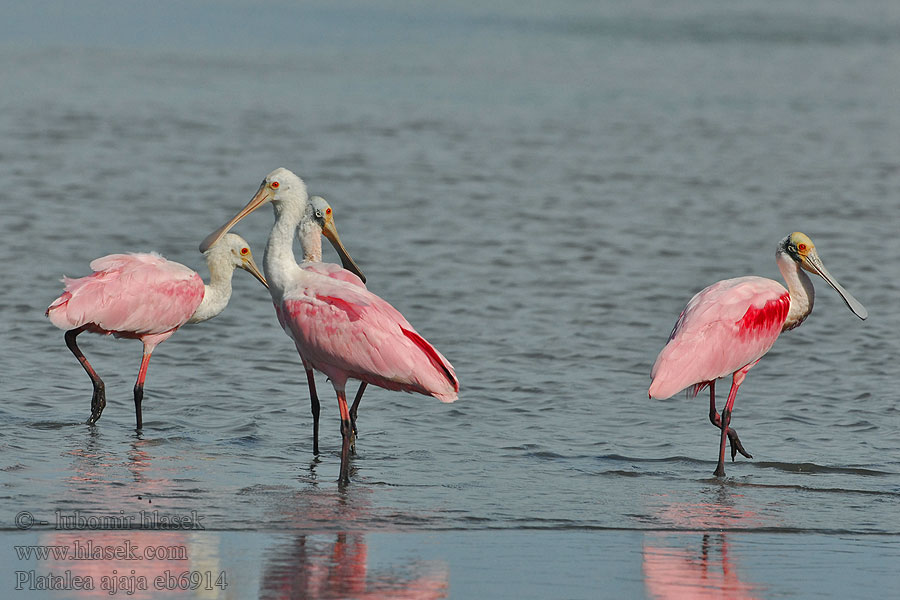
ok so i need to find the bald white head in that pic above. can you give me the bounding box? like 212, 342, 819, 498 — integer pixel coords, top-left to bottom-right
300, 195, 366, 283
203, 232, 267, 288
199, 167, 308, 253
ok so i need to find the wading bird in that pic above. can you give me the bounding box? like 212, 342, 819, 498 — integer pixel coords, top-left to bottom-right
47, 234, 267, 428
297, 196, 369, 455
200, 168, 458, 484
648, 232, 867, 477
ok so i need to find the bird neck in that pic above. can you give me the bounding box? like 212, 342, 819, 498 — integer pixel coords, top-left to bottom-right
264, 200, 304, 294
299, 219, 323, 263
187, 254, 234, 324
778, 250, 815, 330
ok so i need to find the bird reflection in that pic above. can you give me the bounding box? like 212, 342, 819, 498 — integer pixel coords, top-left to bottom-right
643, 533, 761, 600
259, 489, 449, 599
643, 493, 763, 600
35, 438, 221, 599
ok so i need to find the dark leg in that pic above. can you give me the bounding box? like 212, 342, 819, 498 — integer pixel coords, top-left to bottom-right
65, 327, 106, 425
133, 352, 152, 430
708, 381, 752, 463
348, 382, 366, 453
305, 367, 321, 455
337, 388, 352, 485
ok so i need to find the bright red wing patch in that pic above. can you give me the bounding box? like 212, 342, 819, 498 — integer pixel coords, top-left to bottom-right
315, 295, 365, 321
736, 294, 790, 339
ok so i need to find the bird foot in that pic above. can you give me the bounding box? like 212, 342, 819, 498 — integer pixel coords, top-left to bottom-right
710, 411, 752, 461
727, 427, 752, 461
86, 385, 106, 425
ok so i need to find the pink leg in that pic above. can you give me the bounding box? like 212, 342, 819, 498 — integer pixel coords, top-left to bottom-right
708, 381, 752, 464
714, 363, 756, 477
336, 386, 352, 485
304, 364, 321, 455
65, 327, 106, 424
133, 351, 153, 430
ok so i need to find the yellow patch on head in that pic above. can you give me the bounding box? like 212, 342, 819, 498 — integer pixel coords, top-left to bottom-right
790, 232, 815, 256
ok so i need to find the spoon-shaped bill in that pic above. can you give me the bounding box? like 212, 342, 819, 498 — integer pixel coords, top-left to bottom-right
242, 255, 269, 289
200, 181, 270, 253
321, 219, 366, 283
802, 251, 868, 320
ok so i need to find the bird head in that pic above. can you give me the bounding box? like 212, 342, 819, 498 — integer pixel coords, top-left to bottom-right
203, 233, 268, 288
779, 231, 867, 320
199, 168, 307, 253
306, 196, 366, 283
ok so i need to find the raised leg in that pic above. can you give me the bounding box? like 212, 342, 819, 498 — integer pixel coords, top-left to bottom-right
305, 365, 321, 455
65, 326, 106, 425
336, 387, 352, 485
133, 351, 152, 430
707, 381, 752, 464
714, 365, 755, 477
348, 382, 367, 452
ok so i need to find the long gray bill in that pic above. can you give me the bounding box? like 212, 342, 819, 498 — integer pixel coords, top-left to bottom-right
806, 254, 868, 320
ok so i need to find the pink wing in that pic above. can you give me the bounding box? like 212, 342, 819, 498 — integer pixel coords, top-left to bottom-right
648, 276, 790, 399
280, 278, 458, 402
302, 262, 366, 287
46, 252, 205, 336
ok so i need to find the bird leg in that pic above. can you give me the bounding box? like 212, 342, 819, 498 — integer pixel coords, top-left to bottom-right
714, 367, 754, 477
348, 382, 367, 453
707, 382, 752, 463
65, 327, 106, 425
133, 351, 152, 430
305, 366, 321, 455
337, 388, 352, 485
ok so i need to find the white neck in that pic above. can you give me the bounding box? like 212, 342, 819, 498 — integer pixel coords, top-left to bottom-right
299, 218, 323, 263
264, 200, 306, 296
187, 254, 235, 324
778, 251, 815, 330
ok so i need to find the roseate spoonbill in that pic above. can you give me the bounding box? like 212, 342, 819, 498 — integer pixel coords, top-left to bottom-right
648, 232, 867, 477
46, 234, 267, 429
298, 196, 369, 455
200, 168, 459, 484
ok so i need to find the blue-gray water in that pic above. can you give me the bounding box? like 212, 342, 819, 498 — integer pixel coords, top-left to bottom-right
2, 1, 900, 597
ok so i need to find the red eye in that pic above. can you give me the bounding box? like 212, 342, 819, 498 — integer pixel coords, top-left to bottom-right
798, 243, 807, 251
240, 248, 249, 255
326, 208, 332, 215
271, 181, 280, 189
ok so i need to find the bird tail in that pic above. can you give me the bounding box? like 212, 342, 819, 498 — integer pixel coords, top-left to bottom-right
402, 327, 459, 402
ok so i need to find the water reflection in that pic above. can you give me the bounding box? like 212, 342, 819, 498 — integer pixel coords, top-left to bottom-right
643, 492, 764, 599
643, 534, 761, 600
259, 489, 449, 599
35, 437, 222, 599
259, 532, 448, 600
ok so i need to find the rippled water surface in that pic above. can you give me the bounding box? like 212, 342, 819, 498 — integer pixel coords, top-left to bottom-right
2, 1, 900, 597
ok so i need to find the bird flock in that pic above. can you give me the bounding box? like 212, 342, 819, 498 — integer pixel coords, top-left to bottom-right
47, 167, 867, 483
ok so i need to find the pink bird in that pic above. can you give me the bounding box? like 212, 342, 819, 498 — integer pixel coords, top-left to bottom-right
297, 196, 370, 456
46, 234, 267, 428
649, 232, 867, 477
200, 168, 459, 484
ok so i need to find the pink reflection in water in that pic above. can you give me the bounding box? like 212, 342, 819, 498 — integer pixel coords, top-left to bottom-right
261, 532, 448, 600
644, 534, 761, 600
259, 489, 448, 599
643, 497, 765, 600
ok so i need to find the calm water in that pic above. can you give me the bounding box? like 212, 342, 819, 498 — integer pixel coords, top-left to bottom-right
2, 1, 900, 597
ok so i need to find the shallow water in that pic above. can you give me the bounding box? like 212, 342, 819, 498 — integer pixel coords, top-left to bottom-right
2, 1, 900, 597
